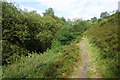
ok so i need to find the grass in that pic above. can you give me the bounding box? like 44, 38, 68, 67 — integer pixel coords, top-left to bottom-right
86, 13, 118, 60
84, 37, 101, 78
84, 36, 118, 78
2, 42, 82, 78
85, 13, 119, 78
55, 45, 81, 78
67, 44, 83, 78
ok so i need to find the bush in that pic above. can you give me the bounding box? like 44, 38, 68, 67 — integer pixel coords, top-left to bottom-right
2, 1, 64, 65
3, 44, 81, 78
2, 41, 29, 65
86, 13, 119, 77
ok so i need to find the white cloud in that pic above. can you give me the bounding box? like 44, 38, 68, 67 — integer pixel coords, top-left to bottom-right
13, 3, 44, 16
8, 0, 119, 20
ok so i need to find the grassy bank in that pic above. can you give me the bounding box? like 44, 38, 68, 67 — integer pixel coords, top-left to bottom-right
84, 37, 118, 78
85, 12, 119, 78
2, 42, 82, 78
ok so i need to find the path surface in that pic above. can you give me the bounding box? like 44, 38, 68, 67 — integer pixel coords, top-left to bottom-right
70, 37, 101, 78
80, 37, 88, 78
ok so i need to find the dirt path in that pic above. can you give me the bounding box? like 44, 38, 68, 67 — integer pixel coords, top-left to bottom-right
69, 37, 101, 78
80, 37, 88, 78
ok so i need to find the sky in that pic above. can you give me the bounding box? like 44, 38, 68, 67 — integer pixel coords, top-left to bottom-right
7, 0, 119, 20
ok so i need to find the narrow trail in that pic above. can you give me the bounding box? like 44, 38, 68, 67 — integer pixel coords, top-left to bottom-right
80, 37, 88, 78
69, 37, 101, 78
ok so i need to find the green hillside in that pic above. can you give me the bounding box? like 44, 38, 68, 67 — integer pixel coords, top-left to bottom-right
86, 13, 119, 77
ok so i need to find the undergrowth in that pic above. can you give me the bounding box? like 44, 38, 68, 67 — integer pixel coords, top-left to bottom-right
85, 37, 117, 78
2, 43, 81, 78
86, 13, 119, 78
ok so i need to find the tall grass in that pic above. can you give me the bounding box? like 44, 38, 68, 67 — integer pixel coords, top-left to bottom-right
2, 43, 82, 78
85, 37, 117, 78
86, 13, 119, 78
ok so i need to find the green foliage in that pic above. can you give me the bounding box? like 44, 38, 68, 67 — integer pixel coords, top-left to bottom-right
86, 13, 119, 77
91, 17, 97, 23
87, 13, 118, 59
2, 2, 84, 77
85, 37, 118, 78
4, 0, 119, 78
2, 41, 29, 64
100, 11, 110, 19
2, 2, 30, 65
3, 44, 81, 78
2, 1, 64, 65
3, 1, 89, 66
52, 19, 92, 46
53, 25, 76, 45
43, 8, 55, 17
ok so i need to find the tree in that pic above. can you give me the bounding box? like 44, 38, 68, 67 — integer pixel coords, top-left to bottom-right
2, 1, 30, 64
43, 8, 54, 17
61, 17, 66, 22
2, 1, 64, 65
100, 11, 110, 19
91, 17, 97, 23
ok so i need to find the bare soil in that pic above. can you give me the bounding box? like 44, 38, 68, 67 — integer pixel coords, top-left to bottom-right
80, 37, 88, 78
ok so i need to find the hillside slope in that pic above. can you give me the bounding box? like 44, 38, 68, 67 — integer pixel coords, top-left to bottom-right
86, 13, 119, 77
3, 43, 82, 78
